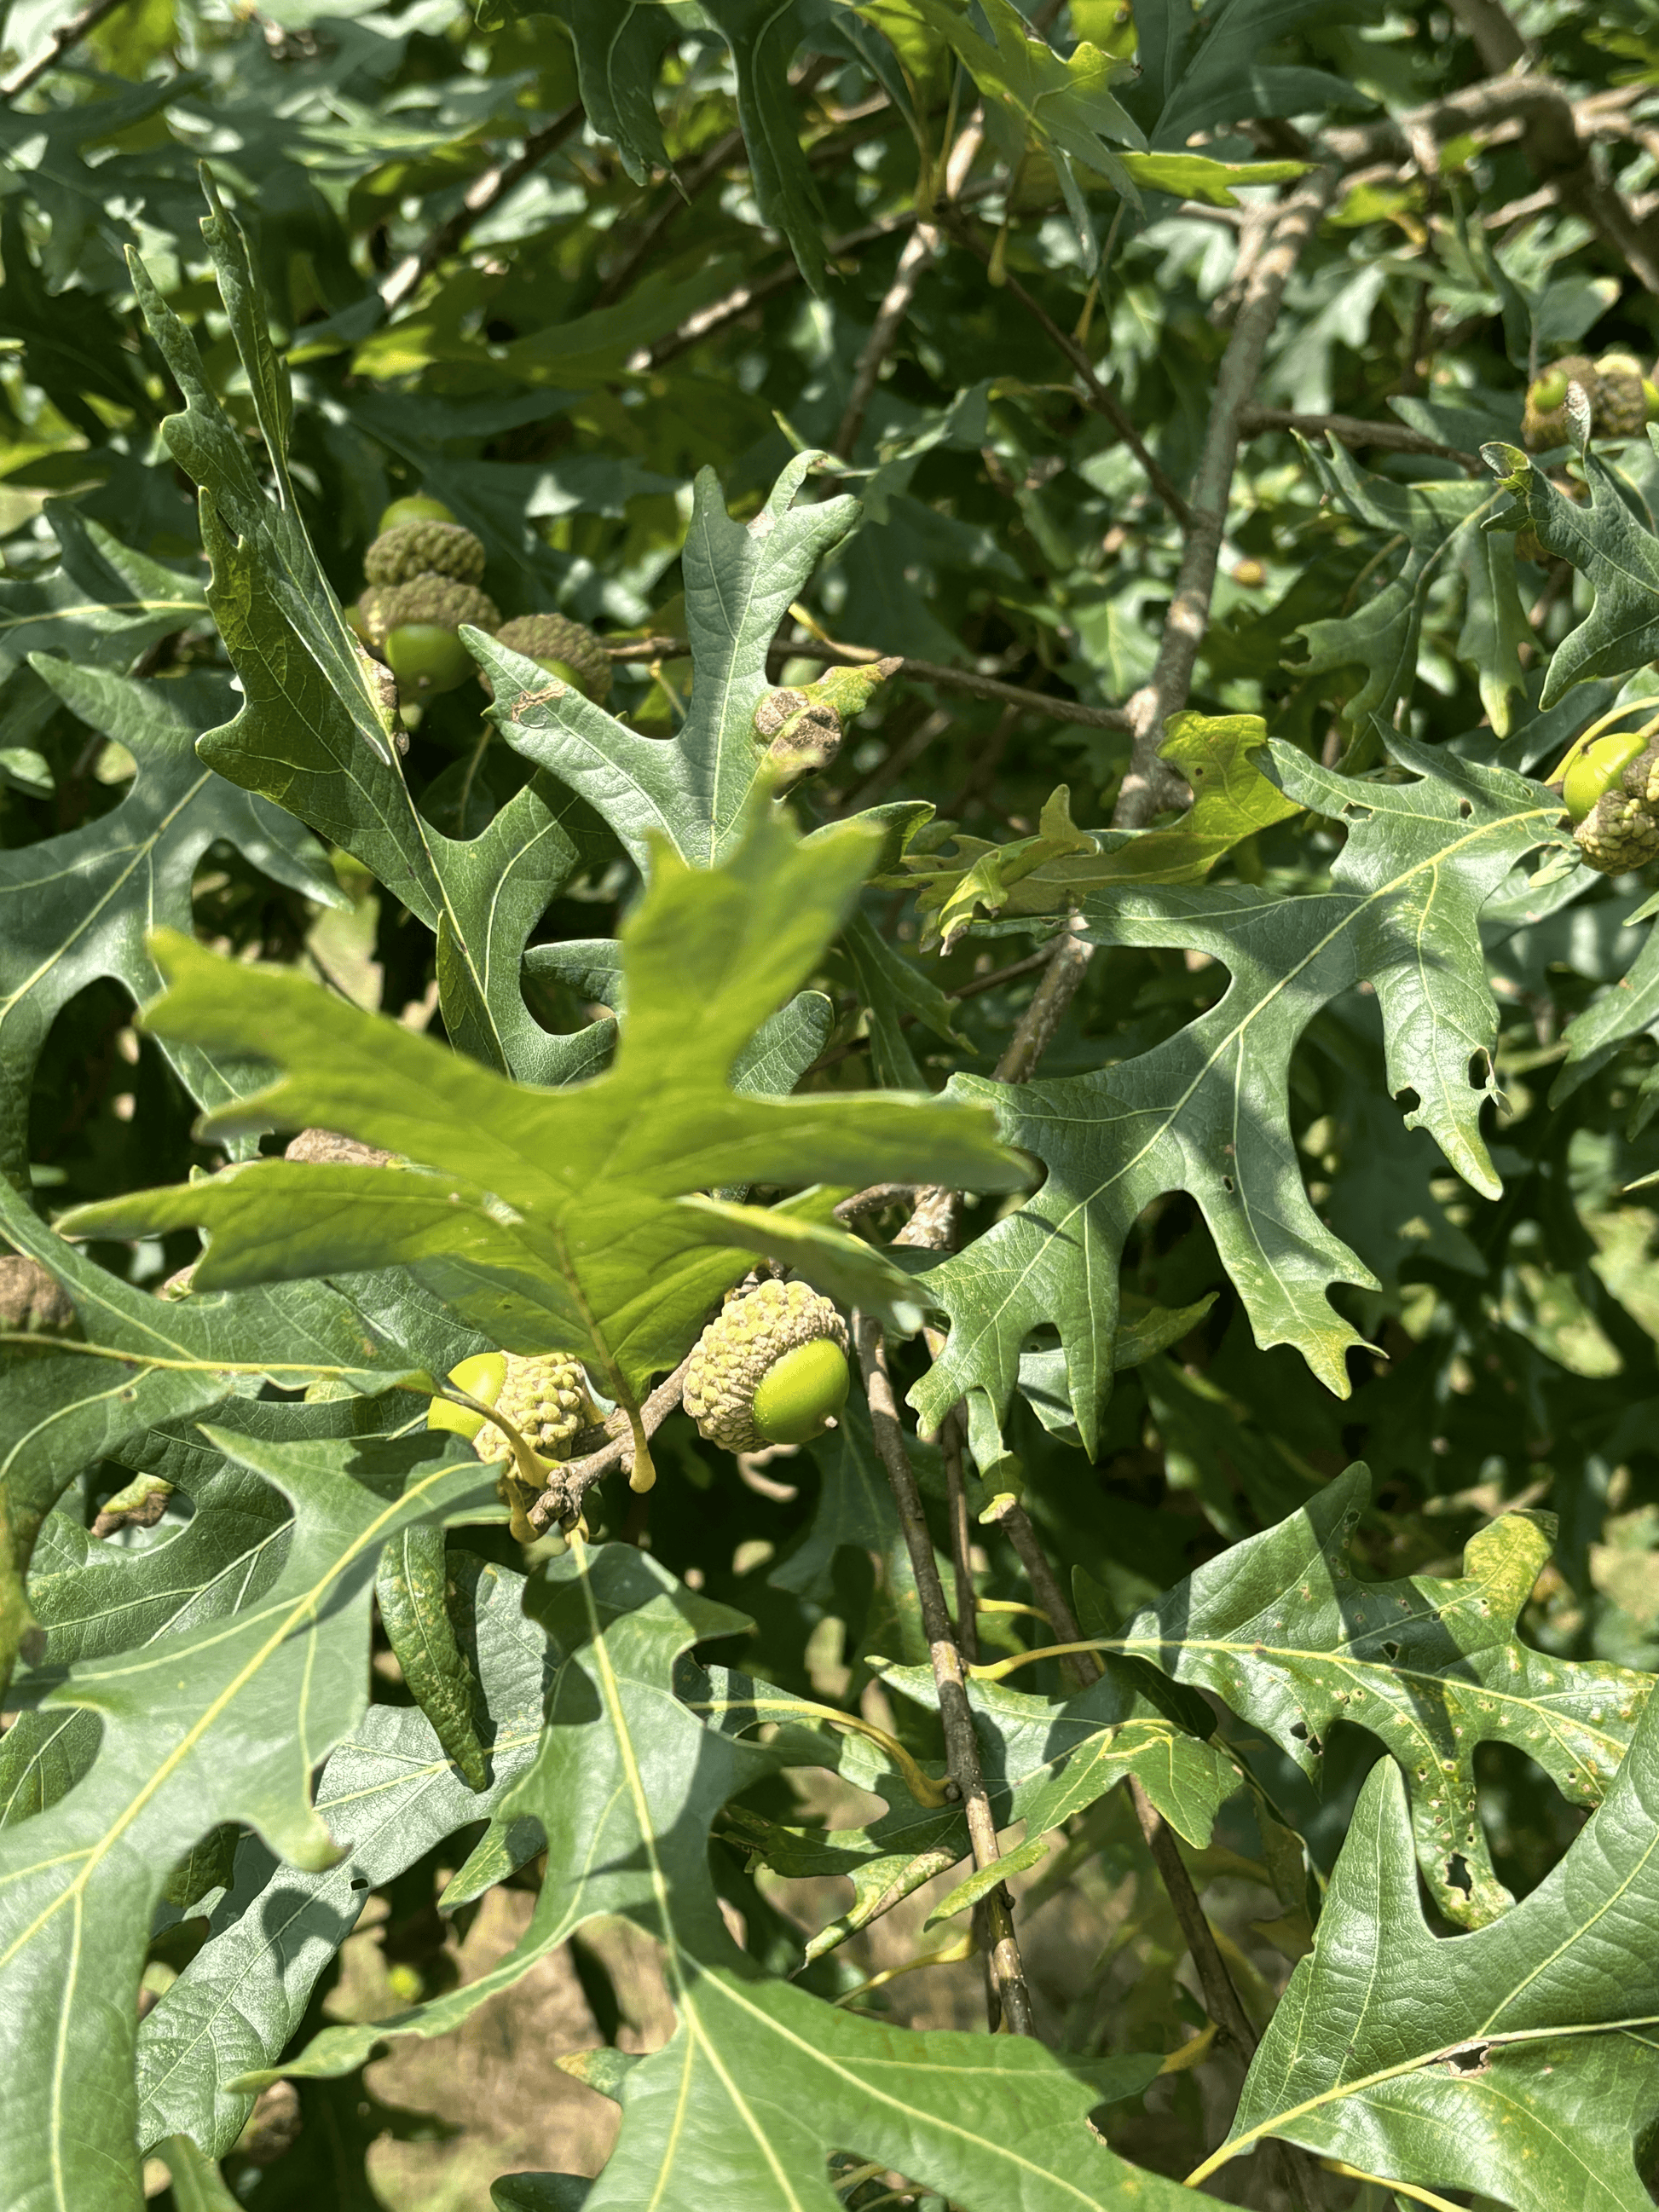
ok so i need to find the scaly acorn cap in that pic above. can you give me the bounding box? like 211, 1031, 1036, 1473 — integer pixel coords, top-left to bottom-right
1621, 733, 1659, 814
1575, 788, 1659, 874
489, 613, 613, 704
683, 1278, 851, 1453
461, 1350, 598, 1465
1593, 355, 1649, 440
356, 576, 500, 654
364, 519, 488, 588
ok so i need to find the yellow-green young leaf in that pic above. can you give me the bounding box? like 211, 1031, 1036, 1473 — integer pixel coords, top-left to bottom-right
61, 806, 1028, 1466
910, 736, 1570, 1479
0, 1429, 499, 2211
1118, 150, 1309, 205
1208, 1690, 1659, 2212
1101, 1463, 1649, 1928
889, 716, 1300, 944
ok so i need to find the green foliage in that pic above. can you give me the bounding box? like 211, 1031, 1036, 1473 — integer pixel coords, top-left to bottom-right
5, 2, 1659, 2208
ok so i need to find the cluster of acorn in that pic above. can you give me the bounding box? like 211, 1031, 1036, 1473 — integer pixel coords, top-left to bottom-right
1523, 352, 1659, 449
1558, 722, 1659, 874
349, 492, 613, 709
426, 1279, 852, 1526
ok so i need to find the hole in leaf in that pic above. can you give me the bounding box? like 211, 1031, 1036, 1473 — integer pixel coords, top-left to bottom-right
1445, 1852, 1473, 1897
1458, 799, 1473, 818
1468, 1051, 1491, 1090
1396, 1086, 1421, 1116
1444, 2042, 1490, 2075
1289, 1722, 1323, 1754
1222, 1175, 1234, 1193
1380, 1639, 1402, 1663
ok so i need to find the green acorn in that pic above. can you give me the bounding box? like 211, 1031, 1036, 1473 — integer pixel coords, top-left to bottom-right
427, 1349, 598, 1463
1523, 355, 1594, 450
365, 519, 488, 589
683, 1279, 851, 1453
379, 494, 456, 533
1593, 353, 1648, 440
1562, 729, 1650, 823
356, 576, 501, 699
488, 613, 614, 705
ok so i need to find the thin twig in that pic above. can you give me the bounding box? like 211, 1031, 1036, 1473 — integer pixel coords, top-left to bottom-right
525, 1353, 694, 1532
834, 225, 939, 459
1239, 405, 1480, 469
381, 108, 583, 311
942, 1412, 978, 1661
1117, 161, 1342, 831
772, 633, 1130, 732
2, 0, 126, 98
854, 1314, 1035, 2036
942, 214, 1194, 526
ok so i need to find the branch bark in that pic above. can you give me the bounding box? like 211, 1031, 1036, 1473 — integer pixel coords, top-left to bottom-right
381, 108, 583, 311
1239, 405, 1480, 468
525, 1354, 693, 1533
833, 225, 939, 459
2, 0, 127, 98
855, 1314, 1035, 2036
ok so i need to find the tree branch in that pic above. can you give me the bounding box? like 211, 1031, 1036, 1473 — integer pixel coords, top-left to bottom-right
834, 224, 939, 459
854, 1314, 1035, 2036
772, 632, 1130, 731
941, 214, 1194, 526
1116, 162, 1342, 831
525, 1354, 693, 1532
1239, 405, 1480, 468
2, 0, 127, 98
381, 108, 584, 311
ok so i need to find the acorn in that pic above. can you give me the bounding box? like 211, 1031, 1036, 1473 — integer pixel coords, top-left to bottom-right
1575, 791, 1659, 874
365, 520, 488, 590
379, 494, 457, 533
1523, 355, 1593, 449
356, 576, 501, 699
487, 613, 613, 705
427, 1349, 598, 1464
1593, 353, 1648, 440
1562, 729, 1650, 823
683, 1279, 851, 1453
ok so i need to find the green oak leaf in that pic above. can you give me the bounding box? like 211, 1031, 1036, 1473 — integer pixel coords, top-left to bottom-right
1483, 435, 1659, 707
482, 452, 862, 869
1298, 436, 1529, 736
0, 1182, 448, 1693
1552, 915, 1659, 1135
1205, 1691, 1659, 2211
235, 1541, 1196, 2211
701, 0, 830, 293
1097, 1462, 1648, 1928
910, 735, 1568, 1479
124, 174, 602, 1074
0, 1428, 500, 2212
136, 1550, 545, 2157
61, 806, 1029, 1476
0, 501, 206, 759
705, 1654, 1236, 1960
540, 0, 673, 181
0, 660, 339, 1186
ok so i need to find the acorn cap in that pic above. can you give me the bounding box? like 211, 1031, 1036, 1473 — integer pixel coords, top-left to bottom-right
492, 613, 613, 705
683, 1278, 850, 1454
1593, 358, 1648, 440
365, 520, 487, 589
356, 577, 500, 654
1624, 734, 1659, 812
467, 1350, 598, 1465
1575, 789, 1659, 874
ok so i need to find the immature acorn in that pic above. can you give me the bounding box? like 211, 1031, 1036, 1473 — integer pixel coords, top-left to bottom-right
366, 520, 488, 590
683, 1278, 851, 1453
426, 1349, 598, 1463
379, 494, 457, 533
485, 613, 614, 705
1523, 355, 1594, 449
357, 577, 501, 697
1563, 730, 1659, 873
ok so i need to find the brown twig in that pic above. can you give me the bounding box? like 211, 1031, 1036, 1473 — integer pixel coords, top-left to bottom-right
1239, 405, 1480, 469
942, 1412, 979, 1661
991, 922, 1094, 1084
381, 108, 583, 311
2, 0, 127, 97
834, 225, 939, 459
854, 1314, 1034, 2036
809, 943, 1061, 1078
525, 1353, 694, 1532
1117, 162, 1342, 832
772, 633, 1130, 732
833, 1183, 920, 1222
942, 214, 1194, 526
